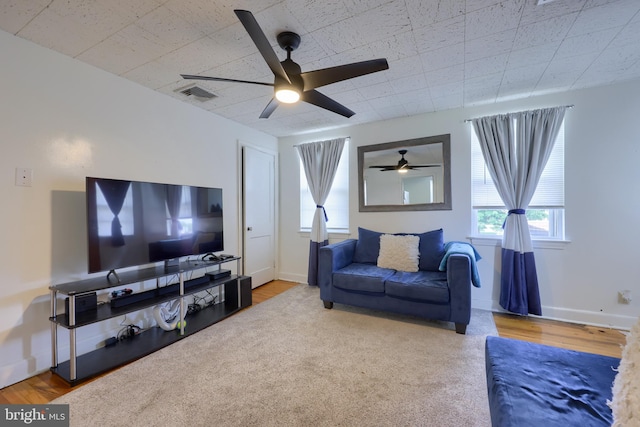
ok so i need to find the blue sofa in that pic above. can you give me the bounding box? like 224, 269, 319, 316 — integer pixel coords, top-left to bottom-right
318, 228, 479, 334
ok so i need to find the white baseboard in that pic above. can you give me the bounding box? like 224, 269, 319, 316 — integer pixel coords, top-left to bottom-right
471, 298, 497, 313
0, 351, 50, 390
472, 297, 636, 330
536, 306, 636, 331
277, 272, 307, 284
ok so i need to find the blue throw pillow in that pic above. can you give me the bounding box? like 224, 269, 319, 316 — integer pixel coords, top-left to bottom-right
353, 227, 383, 264
417, 228, 445, 271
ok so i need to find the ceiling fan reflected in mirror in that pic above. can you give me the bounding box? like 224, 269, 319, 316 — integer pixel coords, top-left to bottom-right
181, 9, 389, 119
369, 150, 442, 173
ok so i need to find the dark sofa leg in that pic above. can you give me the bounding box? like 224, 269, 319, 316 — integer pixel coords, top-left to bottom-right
323, 300, 334, 309
455, 323, 467, 334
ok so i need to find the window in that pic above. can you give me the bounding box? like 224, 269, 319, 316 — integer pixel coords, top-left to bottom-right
96, 185, 134, 236
300, 139, 349, 233
165, 186, 193, 237
471, 121, 565, 239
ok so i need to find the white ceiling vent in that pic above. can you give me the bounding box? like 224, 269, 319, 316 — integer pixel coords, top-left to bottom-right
176, 85, 216, 101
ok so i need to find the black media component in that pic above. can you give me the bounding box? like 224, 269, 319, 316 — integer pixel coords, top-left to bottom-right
225, 276, 252, 309
110, 290, 155, 308
156, 275, 211, 296
239, 276, 252, 308
86, 177, 224, 274
64, 292, 97, 315
206, 269, 232, 280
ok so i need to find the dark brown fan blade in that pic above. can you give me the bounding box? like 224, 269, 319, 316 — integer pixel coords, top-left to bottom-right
181, 74, 273, 87
259, 98, 279, 119
370, 165, 440, 171
301, 90, 355, 118
234, 10, 290, 84
300, 59, 389, 90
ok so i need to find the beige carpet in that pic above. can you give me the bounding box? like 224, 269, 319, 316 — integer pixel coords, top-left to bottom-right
53, 284, 496, 426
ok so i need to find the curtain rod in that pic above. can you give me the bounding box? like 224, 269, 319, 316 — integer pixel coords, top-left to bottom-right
463, 105, 574, 123
293, 136, 350, 147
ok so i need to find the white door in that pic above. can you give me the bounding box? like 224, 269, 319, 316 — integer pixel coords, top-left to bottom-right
243, 145, 276, 288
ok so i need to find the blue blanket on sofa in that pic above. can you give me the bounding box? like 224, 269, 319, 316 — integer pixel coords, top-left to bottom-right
438, 241, 482, 287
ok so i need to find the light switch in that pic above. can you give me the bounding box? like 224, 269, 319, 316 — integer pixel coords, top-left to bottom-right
15, 168, 32, 187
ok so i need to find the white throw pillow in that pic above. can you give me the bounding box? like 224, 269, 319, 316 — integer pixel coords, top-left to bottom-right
609, 316, 640, 426
377, 234, 420, 272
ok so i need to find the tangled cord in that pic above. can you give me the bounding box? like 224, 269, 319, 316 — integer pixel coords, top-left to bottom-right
117, 324, 140, 340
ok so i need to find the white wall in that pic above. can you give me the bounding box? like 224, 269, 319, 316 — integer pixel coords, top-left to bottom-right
0, 31, 277, 388
279, 79, 640, 331
3, 24, 639, 390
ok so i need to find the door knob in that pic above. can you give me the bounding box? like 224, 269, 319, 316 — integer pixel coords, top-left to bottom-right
247, 227, 253, 231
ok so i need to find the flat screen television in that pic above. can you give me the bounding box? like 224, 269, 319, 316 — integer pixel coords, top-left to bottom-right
86, 177, 223, 274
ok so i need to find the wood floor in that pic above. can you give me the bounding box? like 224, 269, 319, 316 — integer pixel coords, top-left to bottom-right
493, 312, 626, 358
0, 280, 627, 405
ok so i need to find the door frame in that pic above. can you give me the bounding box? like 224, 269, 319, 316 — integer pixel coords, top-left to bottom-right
237, 140, 279, 282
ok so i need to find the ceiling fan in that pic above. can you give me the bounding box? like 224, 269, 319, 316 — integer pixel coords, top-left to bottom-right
181, 9, 389, 119
369, 150, 441, 172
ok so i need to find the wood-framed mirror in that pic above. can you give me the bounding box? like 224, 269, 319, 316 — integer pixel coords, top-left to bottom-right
358, 134, 451, 212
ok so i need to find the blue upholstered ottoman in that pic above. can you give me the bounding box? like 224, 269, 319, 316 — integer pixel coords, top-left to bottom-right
485, 336, 620, 427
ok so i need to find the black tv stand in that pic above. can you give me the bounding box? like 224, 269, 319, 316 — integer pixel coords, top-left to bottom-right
164, 258, 180, 270
49, 257, 250, 385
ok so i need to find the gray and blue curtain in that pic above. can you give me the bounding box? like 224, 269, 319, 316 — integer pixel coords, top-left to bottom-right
472, 106, 567, 315
296, 138, 346, 286
166, 185, 183, 237
97, 180, 131, 247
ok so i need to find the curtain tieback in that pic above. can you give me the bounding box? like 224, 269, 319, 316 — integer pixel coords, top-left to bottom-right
502, 209, 526, 228
317, 205, 328, 222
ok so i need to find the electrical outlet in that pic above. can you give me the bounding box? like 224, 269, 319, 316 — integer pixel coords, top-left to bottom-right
15, 167, 32, 187
618, 290, 632, 304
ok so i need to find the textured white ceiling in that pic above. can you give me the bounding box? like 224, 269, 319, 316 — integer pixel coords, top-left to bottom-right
2, 0, 639, 137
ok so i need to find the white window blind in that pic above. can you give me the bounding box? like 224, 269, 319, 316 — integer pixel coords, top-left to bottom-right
471, 121, 564, 208
299, 139, 349, 232
165, 186, 192, 236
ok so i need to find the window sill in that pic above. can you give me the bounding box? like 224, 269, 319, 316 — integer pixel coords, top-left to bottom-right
468, 236, 570, 250
299, 229, 352, 239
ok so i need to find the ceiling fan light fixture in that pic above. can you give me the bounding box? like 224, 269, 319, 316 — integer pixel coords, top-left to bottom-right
182, 10, 388, 118
275, 86, 301, 103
